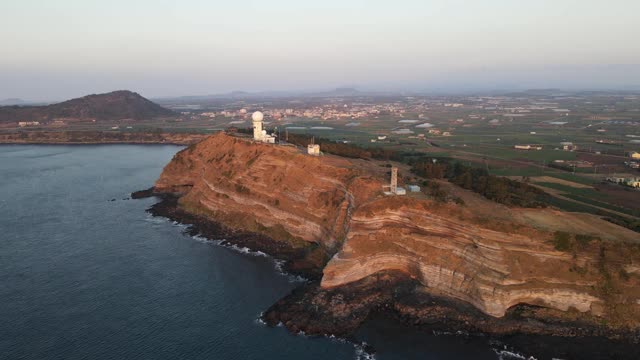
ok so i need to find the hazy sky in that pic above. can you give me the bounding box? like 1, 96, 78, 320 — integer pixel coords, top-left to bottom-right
1, 0, 640, 101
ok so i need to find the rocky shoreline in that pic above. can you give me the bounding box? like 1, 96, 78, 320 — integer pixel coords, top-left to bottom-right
132, 188, 324, 280
134, 187, 640, 360
264, 272, 640, 359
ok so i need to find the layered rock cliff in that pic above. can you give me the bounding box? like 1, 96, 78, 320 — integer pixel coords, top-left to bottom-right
156, 134, 357, 248
150, 132, 640, 334
322, 197, 640, 318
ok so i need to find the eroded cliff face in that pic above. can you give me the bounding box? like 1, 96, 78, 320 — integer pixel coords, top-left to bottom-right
322, 198, 640, 320
153, 133, 640, 328
155, 133, 379, 253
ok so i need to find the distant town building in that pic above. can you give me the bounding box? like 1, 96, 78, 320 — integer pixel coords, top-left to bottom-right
560, 142, 578, 151
606, 176, 640, 188
628, 178, 640, 188
17, 121, 40, 127
606, 177, 626, 184
514, 145, 542, 150
553, 160, 593, 169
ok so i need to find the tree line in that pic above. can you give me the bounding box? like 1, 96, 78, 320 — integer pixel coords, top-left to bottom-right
410, 158, 550, 208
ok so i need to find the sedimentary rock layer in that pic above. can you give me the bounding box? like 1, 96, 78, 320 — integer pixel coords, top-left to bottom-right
153, 133, 640, 327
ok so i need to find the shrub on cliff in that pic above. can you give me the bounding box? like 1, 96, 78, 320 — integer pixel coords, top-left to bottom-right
552, 231, 572, 251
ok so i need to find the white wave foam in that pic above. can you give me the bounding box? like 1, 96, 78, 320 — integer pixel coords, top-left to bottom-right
145, 214, 308, 283
354, 343, 376, 360
188, 234, 305, 282
431, 329, 471, 337
322, 334, 375, 360
191, 235, 215, 244
493, 347, 538, 360
144, 213, 172, 224
254, 312, 267, 326
272, 260, 307, 283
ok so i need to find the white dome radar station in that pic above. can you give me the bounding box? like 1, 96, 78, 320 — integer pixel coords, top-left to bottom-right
252, 111, 276, 143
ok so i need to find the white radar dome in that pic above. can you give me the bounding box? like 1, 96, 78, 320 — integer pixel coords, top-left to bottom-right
252, 111, 264, 122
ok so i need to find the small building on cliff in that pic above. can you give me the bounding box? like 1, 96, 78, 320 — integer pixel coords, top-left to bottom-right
307, 144, 320, 156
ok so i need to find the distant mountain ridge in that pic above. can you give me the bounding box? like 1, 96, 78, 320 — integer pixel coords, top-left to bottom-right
0, 90, 174, 123
0, 98, 27, 106
153, 87, 394, 103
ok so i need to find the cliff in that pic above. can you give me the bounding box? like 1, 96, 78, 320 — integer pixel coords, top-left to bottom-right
153, 133, 386, 274
149, 132, 640, 346
322, 197, 639, 319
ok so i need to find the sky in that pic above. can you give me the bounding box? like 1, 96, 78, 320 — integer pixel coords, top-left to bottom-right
1, 0, 640, 101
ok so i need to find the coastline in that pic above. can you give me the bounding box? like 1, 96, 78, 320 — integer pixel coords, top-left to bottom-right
133, 189, 325, 280
0, 141, 193, 146
134, 187, 640, 360
0, 130, 210, 146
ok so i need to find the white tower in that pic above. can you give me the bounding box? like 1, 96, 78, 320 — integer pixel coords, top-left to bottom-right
390, 167, 398, 194
252, 111, 264, 141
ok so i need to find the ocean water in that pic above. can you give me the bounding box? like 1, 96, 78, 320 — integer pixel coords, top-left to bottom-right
0, 145, 502, 360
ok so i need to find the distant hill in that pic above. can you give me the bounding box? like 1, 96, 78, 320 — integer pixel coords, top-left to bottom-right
0, 98, 27, 106
0, 90, 174, 123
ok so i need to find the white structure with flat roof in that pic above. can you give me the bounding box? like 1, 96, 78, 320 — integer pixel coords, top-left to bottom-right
307, 144, 320, 156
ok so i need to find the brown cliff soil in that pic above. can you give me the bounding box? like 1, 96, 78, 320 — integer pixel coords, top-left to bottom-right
141, 132, 640, 359
153, 133, 378, 263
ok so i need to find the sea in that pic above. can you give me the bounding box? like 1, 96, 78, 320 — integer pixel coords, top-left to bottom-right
0, 144, 514, 360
